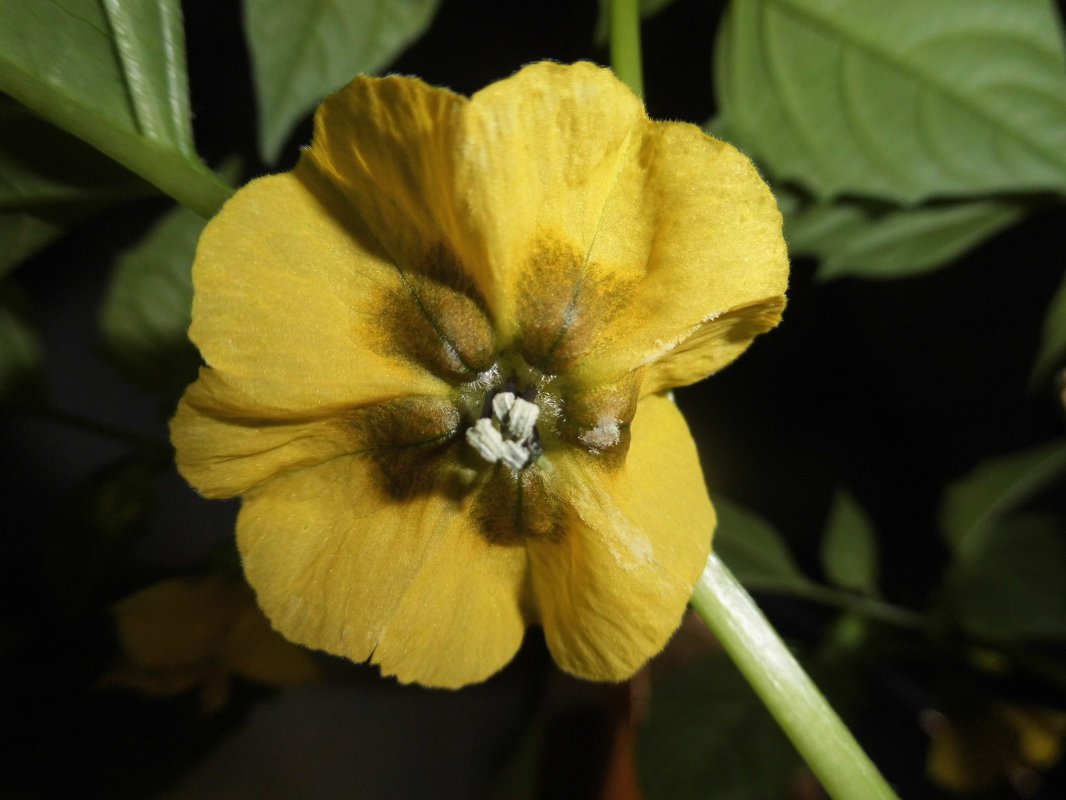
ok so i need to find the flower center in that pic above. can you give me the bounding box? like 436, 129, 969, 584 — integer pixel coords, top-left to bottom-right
465, 389, 543, 470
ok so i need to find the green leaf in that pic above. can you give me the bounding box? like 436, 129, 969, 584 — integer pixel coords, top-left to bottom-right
939, 439, 1066, 556
1031, 271, 1066, 385
99, 0, 197, 154
0, 214, 65, 276
0, 0, 191, 152
637, 651, 801, 800
712, 496, 814, 593
0, 282, 45, 406
947, 514, 1066, 643
0, 96, 151, 276
820, 490, 879, 594
781, 188, 1029, 281
716, 0, 1066, 202
245, 0, 443, 163
100, 203, 203, 394
1, 1, 147, 137
0, 0, 231, 217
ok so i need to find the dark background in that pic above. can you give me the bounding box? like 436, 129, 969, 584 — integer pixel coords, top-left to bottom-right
3, 0, 1065, 797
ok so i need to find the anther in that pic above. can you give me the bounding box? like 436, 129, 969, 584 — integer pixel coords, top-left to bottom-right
505, 397, 539, 441
467, 387, 542, 470
491, 391, 516, 421
499, 440, 530, 470
466, 418, 508, 463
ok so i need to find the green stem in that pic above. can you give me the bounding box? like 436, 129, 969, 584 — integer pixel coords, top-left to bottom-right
0, 55, 232, 219
609, 0, 644, 98
692, 554, 899, 800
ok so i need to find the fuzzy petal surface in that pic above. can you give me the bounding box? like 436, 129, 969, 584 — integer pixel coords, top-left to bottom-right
458, 61, 645, 331
308, 74, 500, 324
450, 64, 787, 387
370, 525, 529, 688
550, 120, 789, 389
188, 168, 451, 417
528, 394, 714, 680
236, 452, 528, 687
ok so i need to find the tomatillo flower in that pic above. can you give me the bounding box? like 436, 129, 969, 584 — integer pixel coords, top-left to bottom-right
171, 61, 788, 689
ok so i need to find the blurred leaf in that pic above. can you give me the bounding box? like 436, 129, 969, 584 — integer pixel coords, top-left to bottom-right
703, 114, 736, 143
1031, 271, 1066, 385
593, 0, 678, 46
0, 214, 65, 278
46, 457, 162, 607
637, 651, 801, 800
780, 187, 1029, 281
0, 0, 229, 217
712, 496, 814, 593
940, 439, 1066, 557
716, 0, 1066, 202
947, 514, 1066, 643
245, 0, 443, 163
100, 203, 203, 395
0, 282, 44, 406
820, 490, 879, 595
83, 460, 161, 544
0, 96, 151, 276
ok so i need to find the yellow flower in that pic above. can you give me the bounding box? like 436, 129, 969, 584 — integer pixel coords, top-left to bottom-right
101, 575, 321, 712
171, 61, 788, 689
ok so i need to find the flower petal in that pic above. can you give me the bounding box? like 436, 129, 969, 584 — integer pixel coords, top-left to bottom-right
309, 75, 500, 367
638, 296, 787, 396
113, 576, 240, 668
236, 452, 528, 688
172, 375, 356, 499
528, 394, 714, 680
188, 169, 453, 416
514, 119, 788, 388
223, 599, 323, 686
173, 380, 459, 499
371, 524, 528, 689
459, 61, 646, 333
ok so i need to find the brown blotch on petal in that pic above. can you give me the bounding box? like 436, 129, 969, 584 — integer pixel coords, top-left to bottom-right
515, 238, 584, 373
345, 396, 463, 499
555, 374, 639, 468
407, 245, 497, 372
347, 395, 460, 448
473, 465, 564, 544
374, 244, 497, 382
517, 237, 640, 375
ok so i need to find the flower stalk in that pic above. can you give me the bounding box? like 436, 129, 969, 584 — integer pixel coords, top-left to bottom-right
691, 553, 900, 800
609, 0, 644, 98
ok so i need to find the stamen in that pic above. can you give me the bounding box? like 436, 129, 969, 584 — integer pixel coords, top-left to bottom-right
505, 397, 539, 442
466, 418, 508, 463
467, 387, 542, 470
491, 391, 516, 421
499, 440, 531, 470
